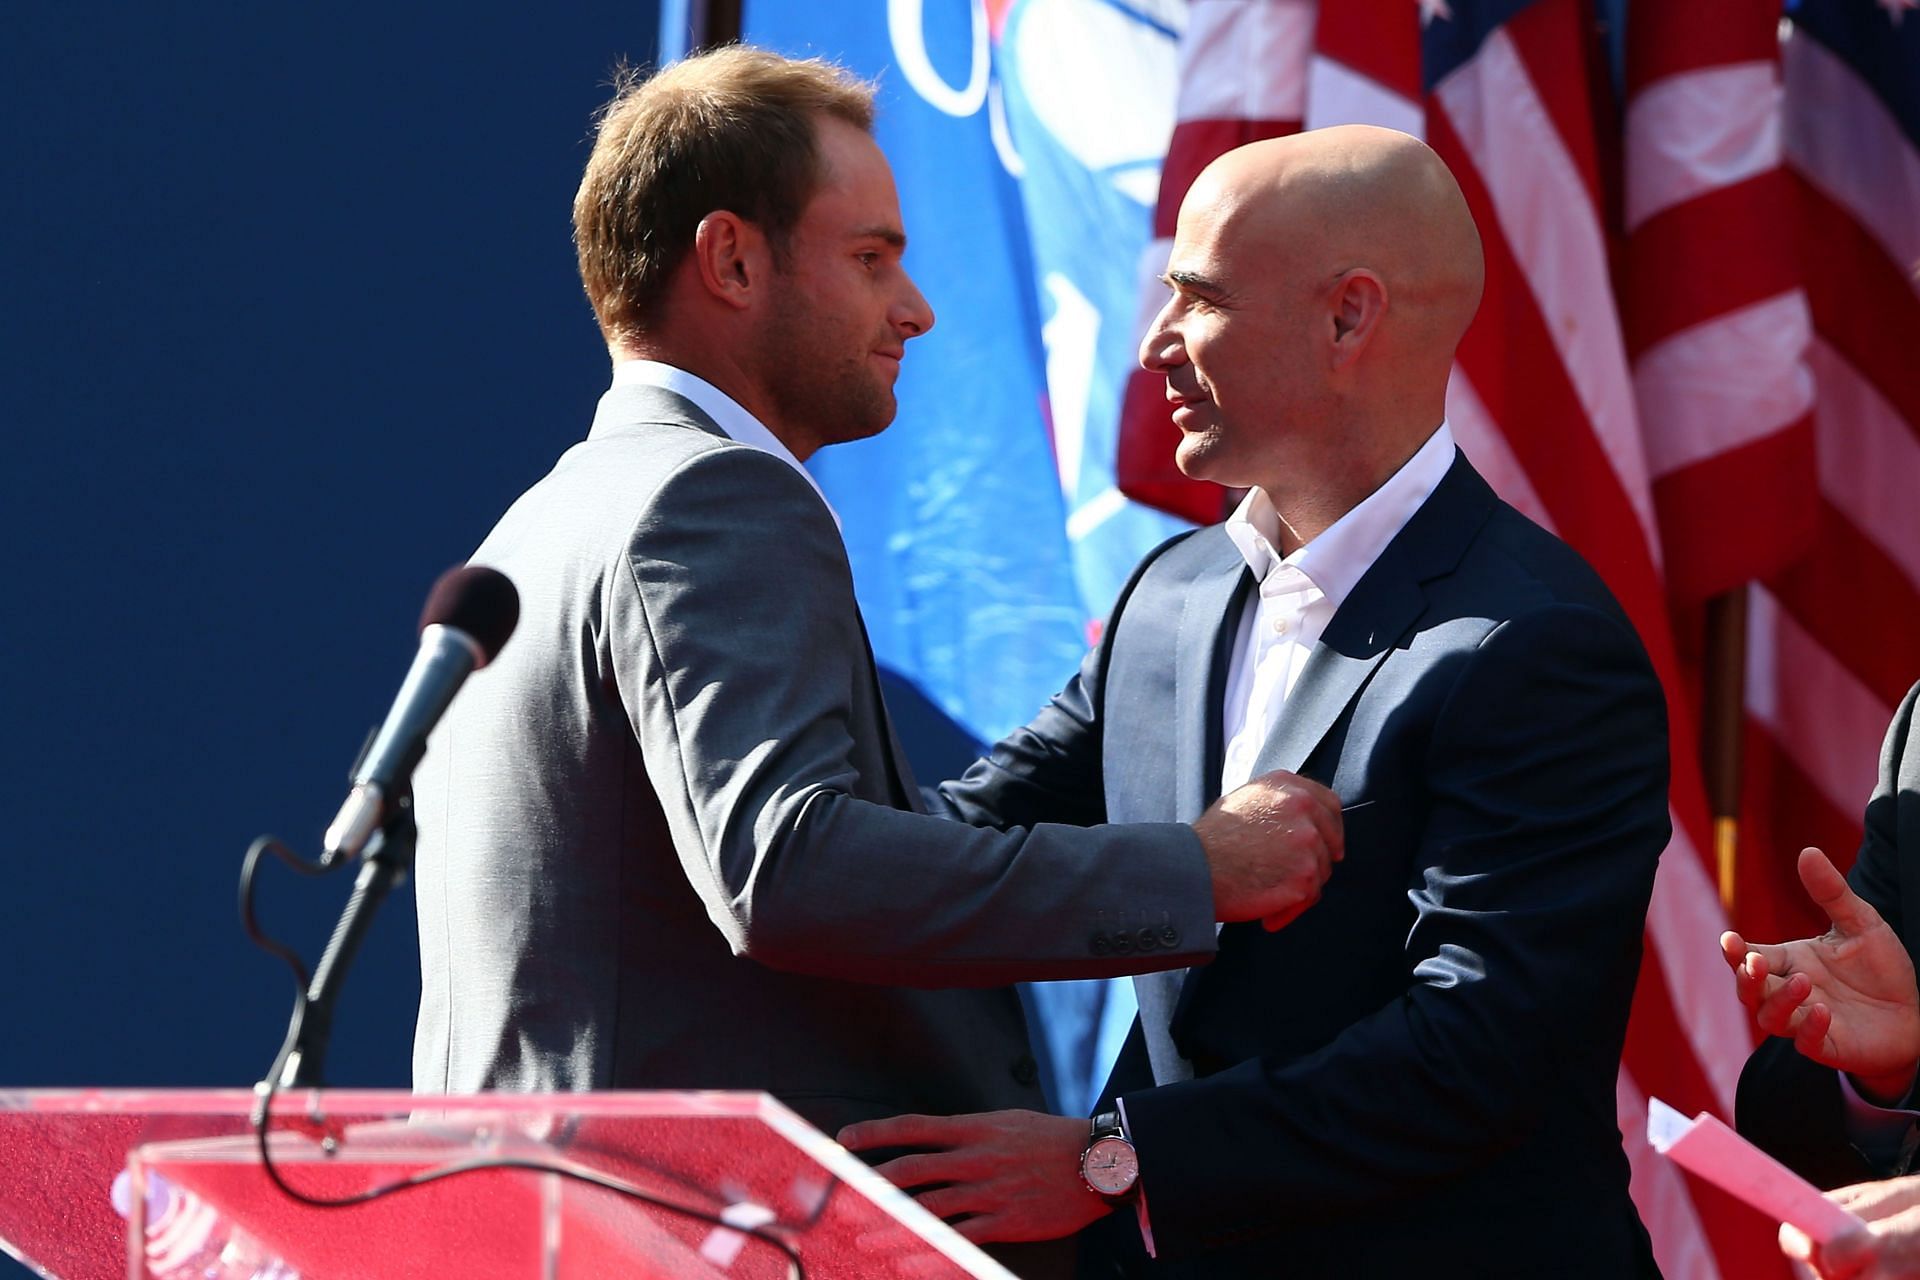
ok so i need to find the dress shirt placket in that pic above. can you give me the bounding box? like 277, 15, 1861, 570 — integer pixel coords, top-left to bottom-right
1222, 562, 1324, 794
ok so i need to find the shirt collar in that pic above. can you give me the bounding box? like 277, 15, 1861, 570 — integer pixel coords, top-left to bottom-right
610, 358, 837, 523
1224, 422, 1456, 608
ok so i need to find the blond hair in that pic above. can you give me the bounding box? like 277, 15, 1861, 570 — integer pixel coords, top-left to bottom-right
572, 45, 877, 341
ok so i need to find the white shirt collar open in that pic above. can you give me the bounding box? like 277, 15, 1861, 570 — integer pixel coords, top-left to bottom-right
1224, 422, 1456, 610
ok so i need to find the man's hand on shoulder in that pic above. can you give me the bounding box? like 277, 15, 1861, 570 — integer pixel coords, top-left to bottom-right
1722, 846, 1920, 1103
1192, 770, 1344, 931
837, 1110, 1111, 1244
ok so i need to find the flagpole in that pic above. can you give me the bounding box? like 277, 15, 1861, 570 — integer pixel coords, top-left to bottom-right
661, 0, 739, 59
700, 0, 740, 48
1702, 587, 1748, 916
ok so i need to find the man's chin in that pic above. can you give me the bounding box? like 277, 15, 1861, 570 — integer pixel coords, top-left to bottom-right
1173, 436, 1226, 483
826, 399, 895, 447
857, 391, 897, 440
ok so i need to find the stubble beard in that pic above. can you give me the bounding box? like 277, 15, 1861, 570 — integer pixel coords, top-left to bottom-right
1174, 416, 1233, 484
762, 286, 897, 451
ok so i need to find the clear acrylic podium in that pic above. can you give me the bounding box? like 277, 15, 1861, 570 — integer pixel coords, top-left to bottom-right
0, 1089, 1014, 1279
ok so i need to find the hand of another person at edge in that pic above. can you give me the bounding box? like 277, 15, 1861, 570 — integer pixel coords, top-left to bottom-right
1782, 1176, 1920, 1279
1192, 768, 1343, 931
1720, 847, 1920, 1103
837, 1110, 1111, 1245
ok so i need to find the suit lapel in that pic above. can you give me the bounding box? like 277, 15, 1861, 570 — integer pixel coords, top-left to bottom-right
1173, 555, 1253, 819
1139, 546, 1248, 1085
1171, 453, 1500, 1044
594, 382, 920, 810
1249, 452, 1496, 782
1247, 578, 1423, 781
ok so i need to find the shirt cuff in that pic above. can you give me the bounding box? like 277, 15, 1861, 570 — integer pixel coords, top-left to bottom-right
1838, 1071, 1920, 1174
1115, 1097, 1156, 1259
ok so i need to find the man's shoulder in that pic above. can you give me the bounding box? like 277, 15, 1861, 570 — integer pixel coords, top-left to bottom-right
1446, 495, 1630, 623
564, 414, 748, 487
1370, 464, 1649, 676
529, 422, 810, 523
470, 422, 824, 583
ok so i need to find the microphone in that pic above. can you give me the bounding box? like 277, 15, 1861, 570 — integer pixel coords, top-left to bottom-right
322, 564, 519, 864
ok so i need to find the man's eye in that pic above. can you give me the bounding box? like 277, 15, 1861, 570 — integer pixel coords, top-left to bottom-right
857, 252, 880, 268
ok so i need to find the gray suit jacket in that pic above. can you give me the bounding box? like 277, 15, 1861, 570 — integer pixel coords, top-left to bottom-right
413, 383, 1216, 1138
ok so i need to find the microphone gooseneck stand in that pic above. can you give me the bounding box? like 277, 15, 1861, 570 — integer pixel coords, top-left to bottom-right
234, 805, 811, 1276
269, 794, 415, 1091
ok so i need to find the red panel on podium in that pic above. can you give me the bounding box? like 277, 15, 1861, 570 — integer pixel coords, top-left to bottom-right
0, 1089, 1010, 1279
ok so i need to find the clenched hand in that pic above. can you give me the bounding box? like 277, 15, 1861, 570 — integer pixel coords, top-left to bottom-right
1191, 769, 1343, 930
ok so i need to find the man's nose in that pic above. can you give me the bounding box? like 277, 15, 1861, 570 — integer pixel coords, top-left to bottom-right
894, 273, 935, 339
1138, 302, 1184, 371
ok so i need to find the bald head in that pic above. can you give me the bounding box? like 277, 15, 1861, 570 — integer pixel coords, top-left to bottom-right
1191, 124, 1484, 366
1140, 125, 1485, 543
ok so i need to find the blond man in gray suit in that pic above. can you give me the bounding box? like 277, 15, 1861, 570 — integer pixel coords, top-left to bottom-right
413, 43, 1338, 1187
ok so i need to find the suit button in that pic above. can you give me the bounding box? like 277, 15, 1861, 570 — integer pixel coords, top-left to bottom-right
1160, 926, 1181, 949
1011, 1055, 1040, 1087
1112, 931, 1134, 954
1090, 932, 1111, 956
1136, 928, 1159, 951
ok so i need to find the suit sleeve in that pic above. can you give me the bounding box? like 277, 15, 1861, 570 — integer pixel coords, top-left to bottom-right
608, 445, 1214, 987
1116, 602, 1670, 1254
926, 640, 1110, 831
930, 530, 1192, 831
1736, 679, 1920, 1186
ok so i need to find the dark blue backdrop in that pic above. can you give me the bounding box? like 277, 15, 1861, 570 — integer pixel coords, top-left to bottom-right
1, 4, 660, 1118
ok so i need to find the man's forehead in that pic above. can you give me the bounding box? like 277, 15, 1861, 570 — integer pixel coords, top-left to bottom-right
815, 115, 891, 182
805, 123, 902, 219
1172, 180, 1254, 251
1171, 176, 1315, 287
1166, 211, 1245, 288
797, 188, 906, 242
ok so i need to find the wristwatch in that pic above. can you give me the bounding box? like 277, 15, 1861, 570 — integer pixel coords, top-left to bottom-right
1079, 1110, 1141, 1203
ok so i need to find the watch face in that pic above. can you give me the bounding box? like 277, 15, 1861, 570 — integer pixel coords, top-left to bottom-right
1083, 1136, 1139, 1196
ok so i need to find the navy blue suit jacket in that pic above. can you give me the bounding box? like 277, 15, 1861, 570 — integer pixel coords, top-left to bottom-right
938, 454, 1669, 1278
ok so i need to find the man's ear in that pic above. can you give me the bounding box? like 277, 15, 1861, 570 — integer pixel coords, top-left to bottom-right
691, 211, 769, 310
1328, 269, 1387, 368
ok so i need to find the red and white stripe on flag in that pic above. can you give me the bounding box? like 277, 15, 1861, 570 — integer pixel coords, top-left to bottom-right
1118, 2, 1798, 1274
1736, 5, 1920, 950
1625, 3, 1818, 606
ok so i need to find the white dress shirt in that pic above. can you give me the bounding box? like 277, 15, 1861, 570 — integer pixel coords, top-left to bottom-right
611, 358, 839, 525
1217, 422, 1456, 795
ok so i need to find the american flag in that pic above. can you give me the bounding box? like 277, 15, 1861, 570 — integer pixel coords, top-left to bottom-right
1737, 1, 1920, 956
1115, 1, 1919, 1274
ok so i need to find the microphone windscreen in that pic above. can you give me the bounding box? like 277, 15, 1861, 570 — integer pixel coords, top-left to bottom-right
420, 565, 519, 665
